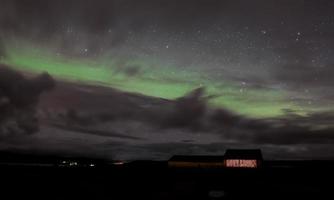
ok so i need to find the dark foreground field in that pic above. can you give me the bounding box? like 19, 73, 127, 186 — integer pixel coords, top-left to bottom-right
1, 155, 334, 200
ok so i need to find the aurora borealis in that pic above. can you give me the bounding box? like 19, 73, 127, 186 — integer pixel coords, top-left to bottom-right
1, 0, 334, 160
1, 40, 297, 118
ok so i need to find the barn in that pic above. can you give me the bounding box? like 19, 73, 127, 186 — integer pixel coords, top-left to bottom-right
168, 149, 263, 169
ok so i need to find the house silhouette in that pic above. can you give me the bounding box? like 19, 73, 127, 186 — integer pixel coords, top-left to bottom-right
168, 149, 262, 168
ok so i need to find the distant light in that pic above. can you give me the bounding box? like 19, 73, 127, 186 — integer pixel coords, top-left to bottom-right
89, 163, 95, 167
69, 161, 78, 166
113, 161, 125, 165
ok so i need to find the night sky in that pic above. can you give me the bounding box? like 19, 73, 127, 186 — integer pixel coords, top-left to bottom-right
0, 0, 334, 160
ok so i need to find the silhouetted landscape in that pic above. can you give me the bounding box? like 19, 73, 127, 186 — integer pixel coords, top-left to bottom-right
1, 151, 334, 199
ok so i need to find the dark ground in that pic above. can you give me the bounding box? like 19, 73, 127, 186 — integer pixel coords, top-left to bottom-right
0, 153, 334, 200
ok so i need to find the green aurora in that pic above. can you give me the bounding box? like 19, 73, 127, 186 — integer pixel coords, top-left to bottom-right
1, 41, 309, 118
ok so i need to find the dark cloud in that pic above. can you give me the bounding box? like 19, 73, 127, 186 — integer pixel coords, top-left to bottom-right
0, 37, 6, 60
113, 63, 143, 77
156, 90, 334, 147
162, 87, 207, 130
218, 112, 334, 146
50, 122, 143, 140
0, 77, 332, 159
39, 81, 334, 148
41, 83, 211, 132
250, 127, 334, 145
0, 65, 55, 138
